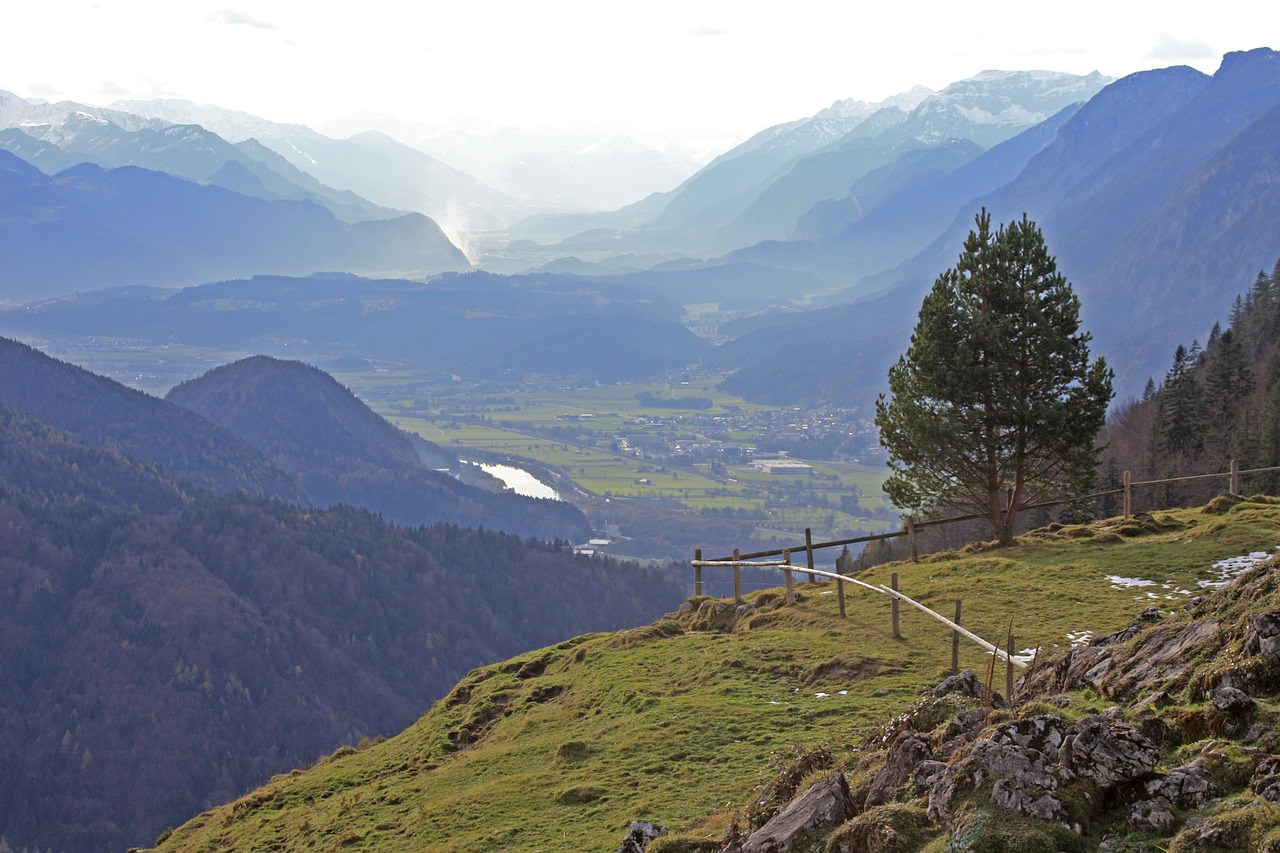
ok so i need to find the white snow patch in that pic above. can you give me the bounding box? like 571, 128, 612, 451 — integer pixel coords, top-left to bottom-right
1067, 630, 1094, 647
1198, 548, 1279, 588
1107, 575, 1157, 588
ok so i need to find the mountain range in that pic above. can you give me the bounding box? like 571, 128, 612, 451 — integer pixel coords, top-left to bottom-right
713, 49, 1280, 404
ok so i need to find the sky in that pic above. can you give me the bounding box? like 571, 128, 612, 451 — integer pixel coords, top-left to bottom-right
2, 1, 1273, 151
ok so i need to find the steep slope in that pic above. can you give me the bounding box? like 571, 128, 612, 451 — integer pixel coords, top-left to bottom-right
146, 502, 1280, 852
0, 489, 685, 853
0, 153, 470, 302
0, 400, 186, 513
166, 357, 591, 541
0, 336, 298, 500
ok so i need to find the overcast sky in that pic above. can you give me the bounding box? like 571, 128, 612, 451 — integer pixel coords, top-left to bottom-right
3, 1, 1272, 149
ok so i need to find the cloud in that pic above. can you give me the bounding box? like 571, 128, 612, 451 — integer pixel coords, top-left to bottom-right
208, 9, 280, 30
1144, 34, 1215, 62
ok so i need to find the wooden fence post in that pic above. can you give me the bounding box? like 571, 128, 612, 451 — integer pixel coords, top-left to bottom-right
693, 548, 702, 597
1230, 459, 1239, 495
1123, 470, 1132, 518
1005, 633, 1015, 702
904, 516, 919, 562
834, 547, 851, 619
783, 548, 794, 605
732, 548, 741, 604
891, 572, 901, 639
804, 528, 816, 583
951, 600, 962, 672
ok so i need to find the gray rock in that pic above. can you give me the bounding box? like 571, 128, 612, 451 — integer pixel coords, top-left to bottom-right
618, 820, 667, 853
865, 730, 934, 808
1212, 685, 1255, 713
1252, 756, 1280, 802
1243, 611, 1280, 660
1144, 764, 1213, 810
943, 708, 990, 743
990, 714, 1066, 753
933, 670, 1003, 706
914, 760, 948, 786
1057, 714, 1159, 789
1129, 799, 1177, 835
991, 778, 1068, 823
742, 773, 855, 853
928, 719, 1064, 824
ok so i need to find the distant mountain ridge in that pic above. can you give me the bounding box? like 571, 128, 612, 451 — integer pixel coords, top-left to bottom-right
518, 70, 1110, 260
713, 49, 1280, 406
0, 151, 469, 303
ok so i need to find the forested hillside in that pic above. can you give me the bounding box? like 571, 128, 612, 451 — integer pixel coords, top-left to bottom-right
0, 351, 686, 853
1101, 258, 1280, 503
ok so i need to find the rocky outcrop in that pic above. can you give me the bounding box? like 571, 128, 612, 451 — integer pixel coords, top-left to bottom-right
741, 773, 855, 853
1020, 609, 1224, 702
695, 555, 1280, 852
1057, 710, 1159, 788
863, 731, 933, 809
618, 821, 667, 853
1243, 611, 1280, 659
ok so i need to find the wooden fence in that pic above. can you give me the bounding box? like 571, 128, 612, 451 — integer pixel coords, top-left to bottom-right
690, 460, 1280, 694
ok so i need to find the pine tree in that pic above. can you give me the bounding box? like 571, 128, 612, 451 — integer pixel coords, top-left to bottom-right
1202, 328, 1254, 460
875, 210, 1113, 544
1154, 344, 1205, 459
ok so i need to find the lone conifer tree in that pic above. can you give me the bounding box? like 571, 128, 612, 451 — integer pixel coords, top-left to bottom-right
875, 210, 1113, 544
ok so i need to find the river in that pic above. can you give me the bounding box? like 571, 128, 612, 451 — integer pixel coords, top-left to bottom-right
470, 462, 562, 501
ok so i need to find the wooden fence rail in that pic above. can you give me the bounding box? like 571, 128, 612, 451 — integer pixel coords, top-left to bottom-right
698, 460, 1280, 570
689, 557, 1028, 670
689, 459, 1280, 690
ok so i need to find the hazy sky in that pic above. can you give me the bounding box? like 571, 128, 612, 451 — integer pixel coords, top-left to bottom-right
3, 1, 1271, 148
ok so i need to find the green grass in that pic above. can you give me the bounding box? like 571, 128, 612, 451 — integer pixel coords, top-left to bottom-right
151, 502, 1280, 852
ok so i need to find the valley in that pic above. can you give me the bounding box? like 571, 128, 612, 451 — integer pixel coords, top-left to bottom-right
19, 336, 896, 562
3, 39, 1280, 853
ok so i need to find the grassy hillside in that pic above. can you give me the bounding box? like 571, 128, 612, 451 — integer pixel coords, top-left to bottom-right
148, 501, 1280, 852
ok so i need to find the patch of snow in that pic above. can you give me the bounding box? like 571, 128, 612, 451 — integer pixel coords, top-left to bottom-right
1197, 548, 1279, 588
1107, 575, 1157, 588
1067, 630, 1094, 647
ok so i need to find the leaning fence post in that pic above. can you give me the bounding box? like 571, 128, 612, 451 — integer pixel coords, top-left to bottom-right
783, 548, 794, 605
1123, 470, 1132, 518
905, 516, 919, 562
1230, 459, 1239, 495
1005, 632, 1016, 702
732, 548, 741, 604
804, 528, 816, 582
951, 600, 962, 672
891, 572, 901, 639
694, 548, 703, 597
